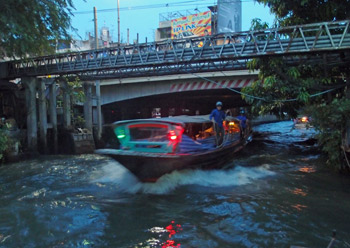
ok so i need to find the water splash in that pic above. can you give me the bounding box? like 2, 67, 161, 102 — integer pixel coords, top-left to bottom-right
92, 161, 275, 195
254, 121, 317, 144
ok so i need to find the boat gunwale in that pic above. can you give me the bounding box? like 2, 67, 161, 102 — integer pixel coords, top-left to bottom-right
96, 137, 243, 158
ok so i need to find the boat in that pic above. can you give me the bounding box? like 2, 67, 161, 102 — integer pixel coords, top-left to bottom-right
96, 115, 252, 182
293, 116, 313, 129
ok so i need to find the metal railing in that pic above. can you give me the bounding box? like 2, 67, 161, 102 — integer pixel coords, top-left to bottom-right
3, 20, 350, 79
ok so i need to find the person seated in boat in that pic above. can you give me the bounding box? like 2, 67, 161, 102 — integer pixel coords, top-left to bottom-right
209, 101, 226, 146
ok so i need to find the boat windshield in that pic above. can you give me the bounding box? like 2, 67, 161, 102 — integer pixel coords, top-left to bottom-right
129, 124, 169, 142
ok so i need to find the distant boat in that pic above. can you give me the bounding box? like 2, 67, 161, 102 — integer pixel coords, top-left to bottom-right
96, 115, 252, 182
293, 116, 313, 129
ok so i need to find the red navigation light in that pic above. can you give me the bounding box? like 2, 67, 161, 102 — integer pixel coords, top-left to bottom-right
169, 130, 177, 141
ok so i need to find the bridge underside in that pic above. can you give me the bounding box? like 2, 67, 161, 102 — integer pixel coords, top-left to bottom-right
95, 73, 255, 122
99, 73, 256, 105
101, 89, 247, 123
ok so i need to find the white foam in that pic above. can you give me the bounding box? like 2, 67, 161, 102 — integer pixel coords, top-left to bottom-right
90, 160, 139, 186
91, 161, 275, 195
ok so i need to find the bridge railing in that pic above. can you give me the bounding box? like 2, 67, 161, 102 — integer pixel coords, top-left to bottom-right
4, 19, 350, 79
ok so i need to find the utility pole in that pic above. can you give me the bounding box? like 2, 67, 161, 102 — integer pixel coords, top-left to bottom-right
118, 0, 120, 46
127, 28, 129, 45
94, 7, 98, 49
93, 7, 102, 139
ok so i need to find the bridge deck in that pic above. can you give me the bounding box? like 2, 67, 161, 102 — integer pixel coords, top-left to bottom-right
2, 20, 350, 79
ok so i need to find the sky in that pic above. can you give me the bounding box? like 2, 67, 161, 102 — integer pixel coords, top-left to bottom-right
70, 0, 276, 43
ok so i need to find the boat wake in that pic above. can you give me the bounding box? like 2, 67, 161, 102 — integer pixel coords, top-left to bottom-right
91, 161, 275, 195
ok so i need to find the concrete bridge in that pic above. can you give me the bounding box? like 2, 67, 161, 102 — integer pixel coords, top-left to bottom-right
88, 69, 257, 124
98, 70, 256, 105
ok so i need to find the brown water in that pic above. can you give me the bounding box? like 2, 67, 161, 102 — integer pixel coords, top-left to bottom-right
0, 121, 349, 248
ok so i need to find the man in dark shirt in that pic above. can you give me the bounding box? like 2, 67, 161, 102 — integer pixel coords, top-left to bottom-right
236, 109, 247, 136
209, 101, 226, 146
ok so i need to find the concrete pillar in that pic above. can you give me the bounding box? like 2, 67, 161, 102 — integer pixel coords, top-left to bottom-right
38, 78, 48, 153
61, 80, 71, 128
345, 79, 350, 151
48, 80, 58, 154
23, 77, 38, 152
96, 80, 102, 139
83, 82, 93, 131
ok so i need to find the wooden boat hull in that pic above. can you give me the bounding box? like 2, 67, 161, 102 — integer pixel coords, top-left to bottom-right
97, 134, 252, 182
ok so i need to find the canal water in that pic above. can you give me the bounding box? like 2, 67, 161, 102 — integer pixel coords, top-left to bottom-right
0, 121, 350, 248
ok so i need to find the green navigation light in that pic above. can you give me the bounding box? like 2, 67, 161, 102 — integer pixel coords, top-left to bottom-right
117, 134, 126, 139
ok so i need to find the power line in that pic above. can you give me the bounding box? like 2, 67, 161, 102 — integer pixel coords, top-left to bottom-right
189, 72, 341, 103
189, 72, 266, 100
72, 0, 255, 15
73, 1, 209, 14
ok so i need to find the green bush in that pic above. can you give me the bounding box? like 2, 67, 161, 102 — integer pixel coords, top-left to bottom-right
0, 129, 8, 161
307, 97, 350, 170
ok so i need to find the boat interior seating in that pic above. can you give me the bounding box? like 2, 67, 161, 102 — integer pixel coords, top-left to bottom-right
179, 135, 216, 153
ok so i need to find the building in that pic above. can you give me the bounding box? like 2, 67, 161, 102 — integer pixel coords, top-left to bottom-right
56, 26, 113, 53
217, 0, 242, 33
155, 0, 242, 42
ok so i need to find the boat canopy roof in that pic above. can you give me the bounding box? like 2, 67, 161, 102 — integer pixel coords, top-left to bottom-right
114, 115, 212, 126
113, 115, 241, 127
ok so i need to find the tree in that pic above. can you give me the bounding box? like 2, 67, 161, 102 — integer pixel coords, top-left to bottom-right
0, 129, 8, 162
59, 76, 86, 128
242, 2, 350, 170
0, 0, 76, 58
257, 0, 350, 26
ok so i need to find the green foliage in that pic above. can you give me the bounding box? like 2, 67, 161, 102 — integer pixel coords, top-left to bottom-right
306, 97, 350, 170
250, 18, 269, 31
0, 0, 76, 58
243, 3, 350, 170
74, 115, 86, 129
256, 0, 350, 26
64, 76, 85, 105
248, 18, 271, 42
60, 77, 86, 128
0, 129, 8, 161
287, 67, 300, 79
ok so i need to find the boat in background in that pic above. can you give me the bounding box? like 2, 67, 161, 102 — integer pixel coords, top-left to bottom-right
293, 116, 313, 129
96, 115, 252, 182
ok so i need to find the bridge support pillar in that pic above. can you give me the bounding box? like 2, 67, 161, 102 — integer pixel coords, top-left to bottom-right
61, 80, 71, 128
23, 77, 38, 152
96, 80, 102, 140
47, 79, 58, 154
83, 82, 93, 131
38, 78, 48, 154
345, 79, 350, 152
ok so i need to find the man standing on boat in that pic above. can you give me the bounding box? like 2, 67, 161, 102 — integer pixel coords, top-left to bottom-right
210, 101, 226, 146
236, 109, 247, 137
